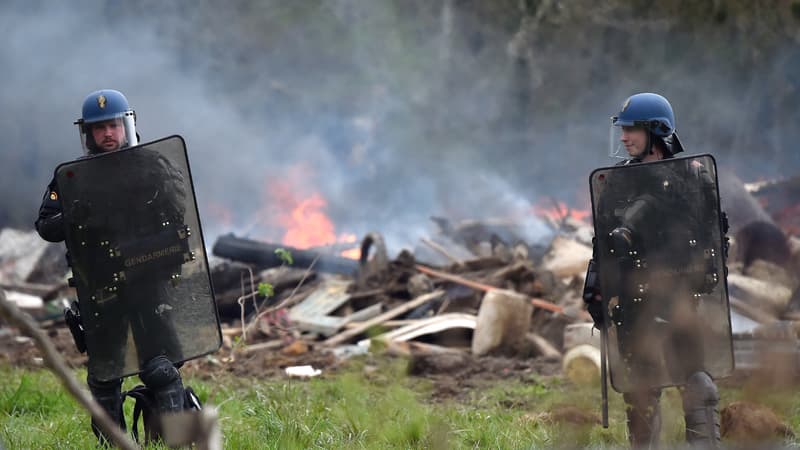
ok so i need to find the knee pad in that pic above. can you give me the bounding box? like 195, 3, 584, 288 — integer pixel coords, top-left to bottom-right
139, 355, 186, 414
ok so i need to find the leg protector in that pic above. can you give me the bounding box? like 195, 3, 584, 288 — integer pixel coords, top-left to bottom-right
623, 389, 662, 449
86, 374, 124, 444
139, 355, 186, 414
681, 371, 720, 448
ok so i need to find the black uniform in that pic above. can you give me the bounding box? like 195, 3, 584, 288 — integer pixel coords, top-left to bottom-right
36, 150, 189, 442
585, 156, 722, 449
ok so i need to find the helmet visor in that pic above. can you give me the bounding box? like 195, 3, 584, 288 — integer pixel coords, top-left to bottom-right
609, 118, 651, 159
609, 117, 626, 158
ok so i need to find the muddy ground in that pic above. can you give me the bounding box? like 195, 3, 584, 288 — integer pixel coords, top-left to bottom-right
0, 326, 561, 403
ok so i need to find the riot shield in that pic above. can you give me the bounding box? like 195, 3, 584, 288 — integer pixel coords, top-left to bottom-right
590, 154, 733, 392
56, 135, 221, 381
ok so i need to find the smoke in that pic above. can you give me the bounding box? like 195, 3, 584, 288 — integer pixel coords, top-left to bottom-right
2, 0, 798, 253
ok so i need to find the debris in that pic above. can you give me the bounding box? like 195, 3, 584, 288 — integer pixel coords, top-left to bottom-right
281, 340, 310, 356
0, 228, 68, 285
420, 237, 465, 266
540, 236, 593, 279
728, 273, 792, 317
562, 344, 601, 385
285, 365, 322, 378
241, 340, 285, 354
355, 232, 390, 286
563, 322, 600, 350
2, 290, 43, 310
357, 313, 476, 349
328, 344, 369, 360
525, 332, 562, 359
384, 340, 466, 357
288, 280, 354, 336
322, 290, 445, 347
415, 265, 563, 313
472, 290, 532, 357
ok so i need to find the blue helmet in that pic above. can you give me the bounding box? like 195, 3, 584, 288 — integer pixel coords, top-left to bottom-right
611, 92, 683, 157
612, 93, 675, 137
75, 89, 138, 154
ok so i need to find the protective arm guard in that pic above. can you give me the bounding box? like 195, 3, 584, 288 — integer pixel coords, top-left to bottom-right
35, 177, 65, 243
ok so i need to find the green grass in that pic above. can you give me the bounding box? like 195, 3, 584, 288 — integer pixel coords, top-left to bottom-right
1, 357, 799, 449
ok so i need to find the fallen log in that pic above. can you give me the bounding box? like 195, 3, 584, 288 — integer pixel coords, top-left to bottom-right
212, 234, 358, 275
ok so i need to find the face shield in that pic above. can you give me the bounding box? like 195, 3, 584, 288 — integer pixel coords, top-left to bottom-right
76, 110, 138, 155
609, 117, 625, 158
609, 117, 651, 160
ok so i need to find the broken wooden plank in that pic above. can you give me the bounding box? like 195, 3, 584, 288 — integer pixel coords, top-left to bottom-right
288, 280, 353, 336
345, 319, 417, 329
414, 264, 563, 313
728, 273, 792, 317
384, 340, 467, 357
420, 238, 465, 266
729, 297, 776, 325
526, 332, 562, 359
241, 340, 285, 354
322, 290, 445, 347
357, 313, 477, 348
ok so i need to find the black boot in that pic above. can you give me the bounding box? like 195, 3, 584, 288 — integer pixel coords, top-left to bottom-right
681, 371, 720, 448
86, 373, 124, 446
623, 389, 662, 449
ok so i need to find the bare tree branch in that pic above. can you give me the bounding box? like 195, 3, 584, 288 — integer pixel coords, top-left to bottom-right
0, 290, 138, 450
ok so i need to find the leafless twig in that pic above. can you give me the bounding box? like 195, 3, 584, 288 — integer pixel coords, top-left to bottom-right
0, 290, 138, 450
241, 254, 320, 337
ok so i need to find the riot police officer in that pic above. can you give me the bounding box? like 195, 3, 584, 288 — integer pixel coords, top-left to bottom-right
585, 93, 724, 448
36, 89, 192, 443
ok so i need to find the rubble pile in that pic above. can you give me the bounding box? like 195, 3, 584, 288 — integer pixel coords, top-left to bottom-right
0, 173, 799, 382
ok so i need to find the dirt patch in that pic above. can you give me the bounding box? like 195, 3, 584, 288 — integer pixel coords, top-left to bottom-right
410, 353, 562, 402
0, 323, 561, 403
0, 327, 86, 371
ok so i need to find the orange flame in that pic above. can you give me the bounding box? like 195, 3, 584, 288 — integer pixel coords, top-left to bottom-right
266, 165, 360, 258
533, 200, 591, 223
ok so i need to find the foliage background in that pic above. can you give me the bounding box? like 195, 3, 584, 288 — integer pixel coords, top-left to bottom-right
2, 0, 799, 247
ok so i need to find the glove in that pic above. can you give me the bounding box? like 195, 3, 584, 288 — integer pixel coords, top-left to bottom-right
583, 259, 605, 327
587, 301, 605, 328
64, 301, 87, 353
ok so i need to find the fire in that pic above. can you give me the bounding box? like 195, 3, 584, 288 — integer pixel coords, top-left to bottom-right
266, 165, 360, 258
279, 193, 336, 248
533, 199, 591, 223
